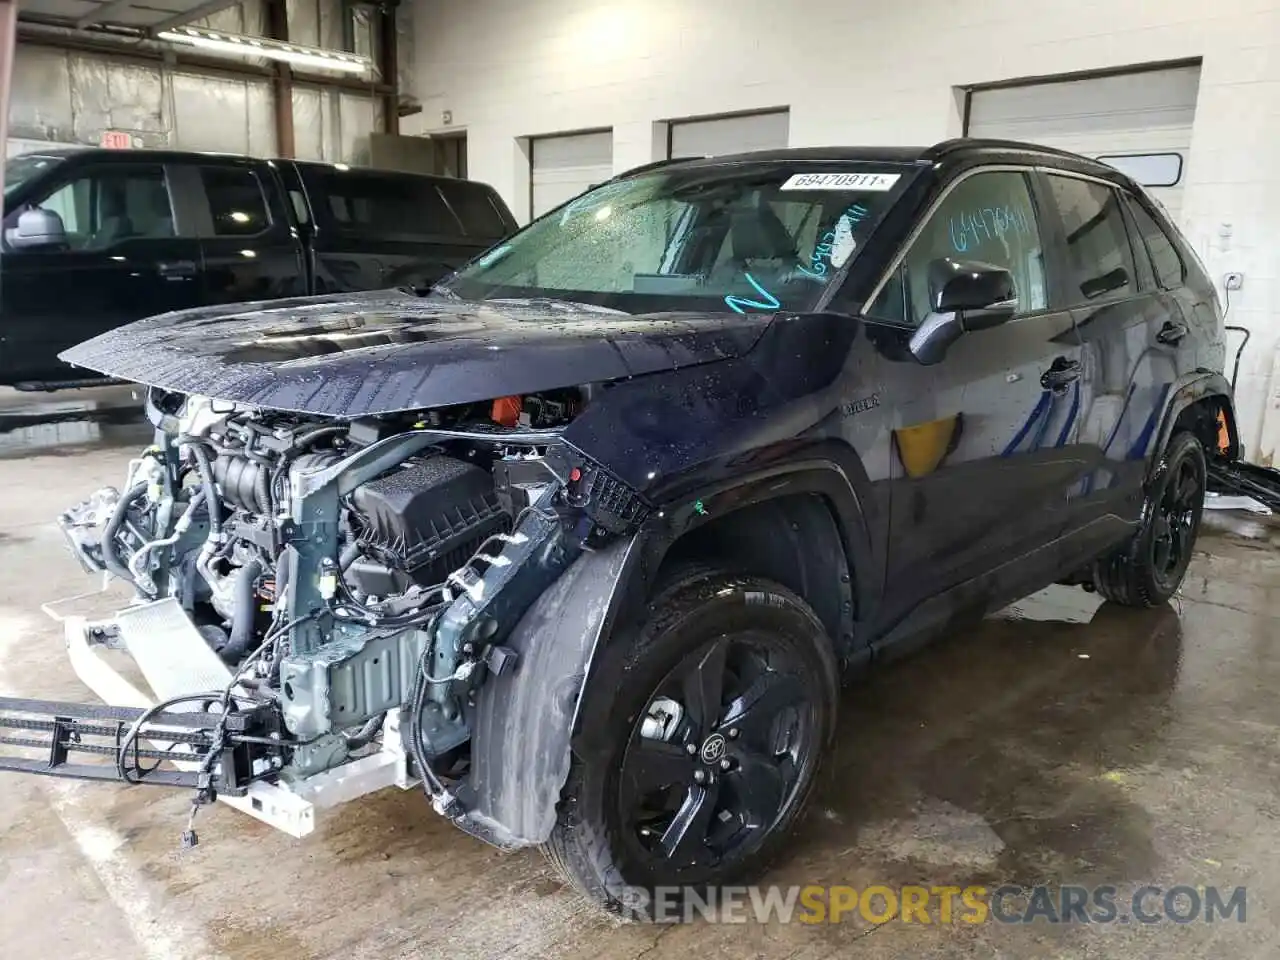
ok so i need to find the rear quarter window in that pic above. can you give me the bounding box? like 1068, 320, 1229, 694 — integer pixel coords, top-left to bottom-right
1125, 196, 1187, 290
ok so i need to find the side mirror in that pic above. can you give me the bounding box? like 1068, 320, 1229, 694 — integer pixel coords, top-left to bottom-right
909, 258, 1018, 364
7, 207, 68, 250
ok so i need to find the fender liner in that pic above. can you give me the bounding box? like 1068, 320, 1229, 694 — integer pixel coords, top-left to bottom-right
1150, 370, 1236, 470
455, 456, 875, 848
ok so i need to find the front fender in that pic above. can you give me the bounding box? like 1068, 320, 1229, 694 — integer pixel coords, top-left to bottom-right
455, 456, 876, 848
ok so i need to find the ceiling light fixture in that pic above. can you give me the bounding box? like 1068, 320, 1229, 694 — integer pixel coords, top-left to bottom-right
157, 27, 372, 75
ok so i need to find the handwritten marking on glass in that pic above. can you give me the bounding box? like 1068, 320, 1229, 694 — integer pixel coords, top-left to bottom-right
724, 273, 781, 314
949, 206, 1031, 254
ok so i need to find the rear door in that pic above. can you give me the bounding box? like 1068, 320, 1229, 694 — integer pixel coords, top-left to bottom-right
868, 166, 1084, 626
0, 160, 204, 383
297, 165, 506, 295
1051, 172, 1196, 551
169, 159, 307, 306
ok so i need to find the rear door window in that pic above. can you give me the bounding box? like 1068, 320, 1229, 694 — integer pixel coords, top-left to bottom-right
1043, 175, 1136, 305
199, 166, 271, 236
314, 170, 464, 239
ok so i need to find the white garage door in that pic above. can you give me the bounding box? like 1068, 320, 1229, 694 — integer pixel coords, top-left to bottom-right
669, 110, 790, 159
967, 66, 1201, 222
530, 130, 613, 219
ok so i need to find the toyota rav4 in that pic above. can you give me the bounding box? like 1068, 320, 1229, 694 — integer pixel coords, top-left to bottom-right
0, 138, 1236, 915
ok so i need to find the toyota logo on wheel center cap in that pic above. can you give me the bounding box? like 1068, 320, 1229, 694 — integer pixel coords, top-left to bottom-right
699, 733, 727, 764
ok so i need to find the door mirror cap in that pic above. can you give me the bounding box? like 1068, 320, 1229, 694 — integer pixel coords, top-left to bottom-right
8, 207, 68, 250
909, 258, 1019, 364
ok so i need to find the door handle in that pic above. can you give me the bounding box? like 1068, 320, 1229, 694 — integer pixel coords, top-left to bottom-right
1040, 356, 1081, 392
157, 260, 197, 280
1157, 320, 1189, 346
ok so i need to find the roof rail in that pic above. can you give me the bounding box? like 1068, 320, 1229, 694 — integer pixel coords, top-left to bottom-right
609, 155, 705, 180
924, 137, 1093, 163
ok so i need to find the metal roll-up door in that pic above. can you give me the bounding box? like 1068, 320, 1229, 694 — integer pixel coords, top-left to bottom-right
530, 130, 613, 219
966, 66, 1200, 221
668, 110, 790, 159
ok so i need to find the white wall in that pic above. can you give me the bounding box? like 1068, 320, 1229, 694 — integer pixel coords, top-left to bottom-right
412, 0, 1280, 460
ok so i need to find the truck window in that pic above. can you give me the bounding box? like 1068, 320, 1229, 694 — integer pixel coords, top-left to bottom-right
31, 165, 174, 250
317, 170, 463, 239
437, 181, 509, 239
200, 166, 271, 236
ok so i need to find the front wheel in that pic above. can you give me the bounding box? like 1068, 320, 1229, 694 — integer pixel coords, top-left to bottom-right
544, 568, 839, 913
1093, 430, 1206, 607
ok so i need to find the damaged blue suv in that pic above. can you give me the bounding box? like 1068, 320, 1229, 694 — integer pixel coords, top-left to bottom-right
1, 139, 1235, 914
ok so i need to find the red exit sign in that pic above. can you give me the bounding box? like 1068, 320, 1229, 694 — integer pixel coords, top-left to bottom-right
100, 130, 134, 149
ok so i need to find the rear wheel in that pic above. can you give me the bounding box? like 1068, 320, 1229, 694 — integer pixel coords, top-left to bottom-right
544, 568, 839, 913
1093, 430, 1206, 607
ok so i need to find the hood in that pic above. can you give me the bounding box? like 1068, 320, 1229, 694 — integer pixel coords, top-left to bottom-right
59, 290, 774, 417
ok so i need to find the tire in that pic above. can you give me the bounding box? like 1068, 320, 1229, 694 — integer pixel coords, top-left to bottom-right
1092, 430, 1206, 607
543, 567, 839, 916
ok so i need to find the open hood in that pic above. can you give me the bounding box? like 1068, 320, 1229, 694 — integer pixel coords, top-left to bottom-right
59, 290, 774, 417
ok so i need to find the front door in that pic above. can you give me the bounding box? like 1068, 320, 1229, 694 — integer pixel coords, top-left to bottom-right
0, 162, 204, 384
865, 168, 1084, 632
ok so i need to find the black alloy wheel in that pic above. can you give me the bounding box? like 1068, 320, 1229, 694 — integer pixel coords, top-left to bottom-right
1093, 430, 1206, 607
1150, 450, 1202, 592
618, 632, 818, 872
544, 569, 839, 908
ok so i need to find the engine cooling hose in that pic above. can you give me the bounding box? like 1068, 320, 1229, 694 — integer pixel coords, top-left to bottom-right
182, 439, 222, 536
101, 481, 148, 584
218, 558, 264, 664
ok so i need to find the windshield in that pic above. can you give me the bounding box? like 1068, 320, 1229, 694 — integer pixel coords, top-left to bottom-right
4, 154, 65, 201
440, 163, 916, 315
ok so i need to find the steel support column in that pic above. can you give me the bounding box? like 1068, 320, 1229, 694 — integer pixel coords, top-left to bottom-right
265, 0, 295, 157
379, 1, 399, 135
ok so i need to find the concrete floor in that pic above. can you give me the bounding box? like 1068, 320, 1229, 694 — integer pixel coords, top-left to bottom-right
3, 433, 1280, 959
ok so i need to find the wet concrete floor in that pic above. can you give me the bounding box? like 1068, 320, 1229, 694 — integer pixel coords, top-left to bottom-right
2, 439, 1279, 958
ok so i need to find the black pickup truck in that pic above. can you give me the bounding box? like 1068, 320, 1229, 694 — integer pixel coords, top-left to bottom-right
0, 149, 517, 388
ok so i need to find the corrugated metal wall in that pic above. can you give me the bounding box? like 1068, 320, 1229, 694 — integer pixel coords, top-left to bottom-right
6, 0, 398, 162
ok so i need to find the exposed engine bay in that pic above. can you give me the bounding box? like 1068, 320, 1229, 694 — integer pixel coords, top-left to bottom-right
48, 384, 647, 841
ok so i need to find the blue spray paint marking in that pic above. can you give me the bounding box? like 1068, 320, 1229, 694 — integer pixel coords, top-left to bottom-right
724, 273, 780, 314
798, 203, 869, 279
1127, 382, 1173, 460
1001, 380, 1081, 457
1002, 390, 1053, 457
949, 205, 1031, 254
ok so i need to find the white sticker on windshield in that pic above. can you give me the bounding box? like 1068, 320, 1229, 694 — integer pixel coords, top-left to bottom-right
829, 216, 857, 269
779, 172, 900, 192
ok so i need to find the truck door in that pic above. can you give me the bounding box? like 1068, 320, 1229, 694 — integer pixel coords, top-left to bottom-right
0, 161, 204, 385
169, 160, 307, 307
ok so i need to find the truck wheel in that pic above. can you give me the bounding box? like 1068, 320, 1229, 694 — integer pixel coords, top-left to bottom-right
544, 568, 839, 915
1092, 430, 1206, 607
